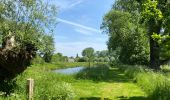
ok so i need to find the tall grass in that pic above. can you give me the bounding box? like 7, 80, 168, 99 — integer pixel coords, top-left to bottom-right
0, 65, 76, 99
122, 65, 170, 100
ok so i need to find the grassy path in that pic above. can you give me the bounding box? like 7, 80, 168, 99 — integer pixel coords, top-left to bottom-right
71, 68, 147, 100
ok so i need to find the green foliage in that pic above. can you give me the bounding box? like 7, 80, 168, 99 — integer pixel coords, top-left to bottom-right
41, 35, 55, 63
31, 55, 45, 65
51, 53, 68, 63
141, 0, 163, 22
82, 47, 95, 59
0, 79, 17, 95
82, 47, 95, 66
0, 0, 57, 52
0, 0, 56, 81
102, 10, 149, 65
93, 50, 111, 62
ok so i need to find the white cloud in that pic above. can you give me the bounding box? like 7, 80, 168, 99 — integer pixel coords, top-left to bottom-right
58, 18, 101, 33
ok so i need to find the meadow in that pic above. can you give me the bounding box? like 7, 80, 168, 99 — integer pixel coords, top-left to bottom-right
1, 62, 170, 100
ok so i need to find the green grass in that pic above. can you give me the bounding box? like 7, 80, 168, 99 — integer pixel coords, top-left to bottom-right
0, 63, 148, 100
73, 64, 146, 100
120, 65, 170, 100
72, 79, 146, 100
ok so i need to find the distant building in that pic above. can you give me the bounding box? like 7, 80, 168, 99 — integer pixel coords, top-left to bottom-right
68, 57, 75, 62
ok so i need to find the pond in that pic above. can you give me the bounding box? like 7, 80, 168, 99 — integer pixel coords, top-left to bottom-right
53, 67, 85, 74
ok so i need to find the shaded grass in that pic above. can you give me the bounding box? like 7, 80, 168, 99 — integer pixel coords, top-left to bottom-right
76, 64, 131, 82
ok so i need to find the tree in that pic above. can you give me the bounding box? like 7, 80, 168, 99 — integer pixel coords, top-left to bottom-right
51, 53, 68, 63
82, 47, 94, 67
0, 0, 57, 80
139, 0, 170, 70
102, 9, 149, 65
41, 35, 55, 63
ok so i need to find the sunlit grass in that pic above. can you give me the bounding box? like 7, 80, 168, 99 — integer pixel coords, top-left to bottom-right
3, 63, 170, 99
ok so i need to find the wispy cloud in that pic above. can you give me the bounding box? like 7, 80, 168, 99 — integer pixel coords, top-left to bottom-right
74, 28, 94, 36
54, 0, 84, 10
58, 18, 101, 33
69, 0, 84, 8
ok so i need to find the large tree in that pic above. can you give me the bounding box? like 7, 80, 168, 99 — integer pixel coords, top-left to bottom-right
103, 0, 170, 69
0, 0, 57, 80
102, 8, 149, 65
140, 0, 170, 69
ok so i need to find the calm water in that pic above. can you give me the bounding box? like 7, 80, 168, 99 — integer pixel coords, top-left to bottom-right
53, 67, 85, 74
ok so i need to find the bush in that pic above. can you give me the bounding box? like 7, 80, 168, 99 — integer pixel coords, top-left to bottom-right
31, 56, 45, 65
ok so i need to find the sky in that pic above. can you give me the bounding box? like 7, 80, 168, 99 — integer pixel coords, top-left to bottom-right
52, 0, 115, 57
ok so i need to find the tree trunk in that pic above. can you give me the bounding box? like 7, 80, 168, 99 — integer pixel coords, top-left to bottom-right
150, 37, 160, 70
89, 60, 91, 67
149, 20, 162, 70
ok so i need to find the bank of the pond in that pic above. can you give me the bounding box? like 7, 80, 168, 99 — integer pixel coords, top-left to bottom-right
53, 66, 85, 74
39, 62, 107, 70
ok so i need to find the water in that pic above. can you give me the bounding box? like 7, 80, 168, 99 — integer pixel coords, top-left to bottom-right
53, 67, 85, 74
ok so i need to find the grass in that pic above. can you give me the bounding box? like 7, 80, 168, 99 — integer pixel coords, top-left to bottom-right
73, 64, 146, 99
121, 65, 170, 100
1, 62, 170, 100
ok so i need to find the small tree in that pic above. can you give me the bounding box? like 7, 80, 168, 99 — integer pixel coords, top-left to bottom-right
82, 47, 94, 67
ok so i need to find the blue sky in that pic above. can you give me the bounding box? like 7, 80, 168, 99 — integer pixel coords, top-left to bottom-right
53, 0, 115, 57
